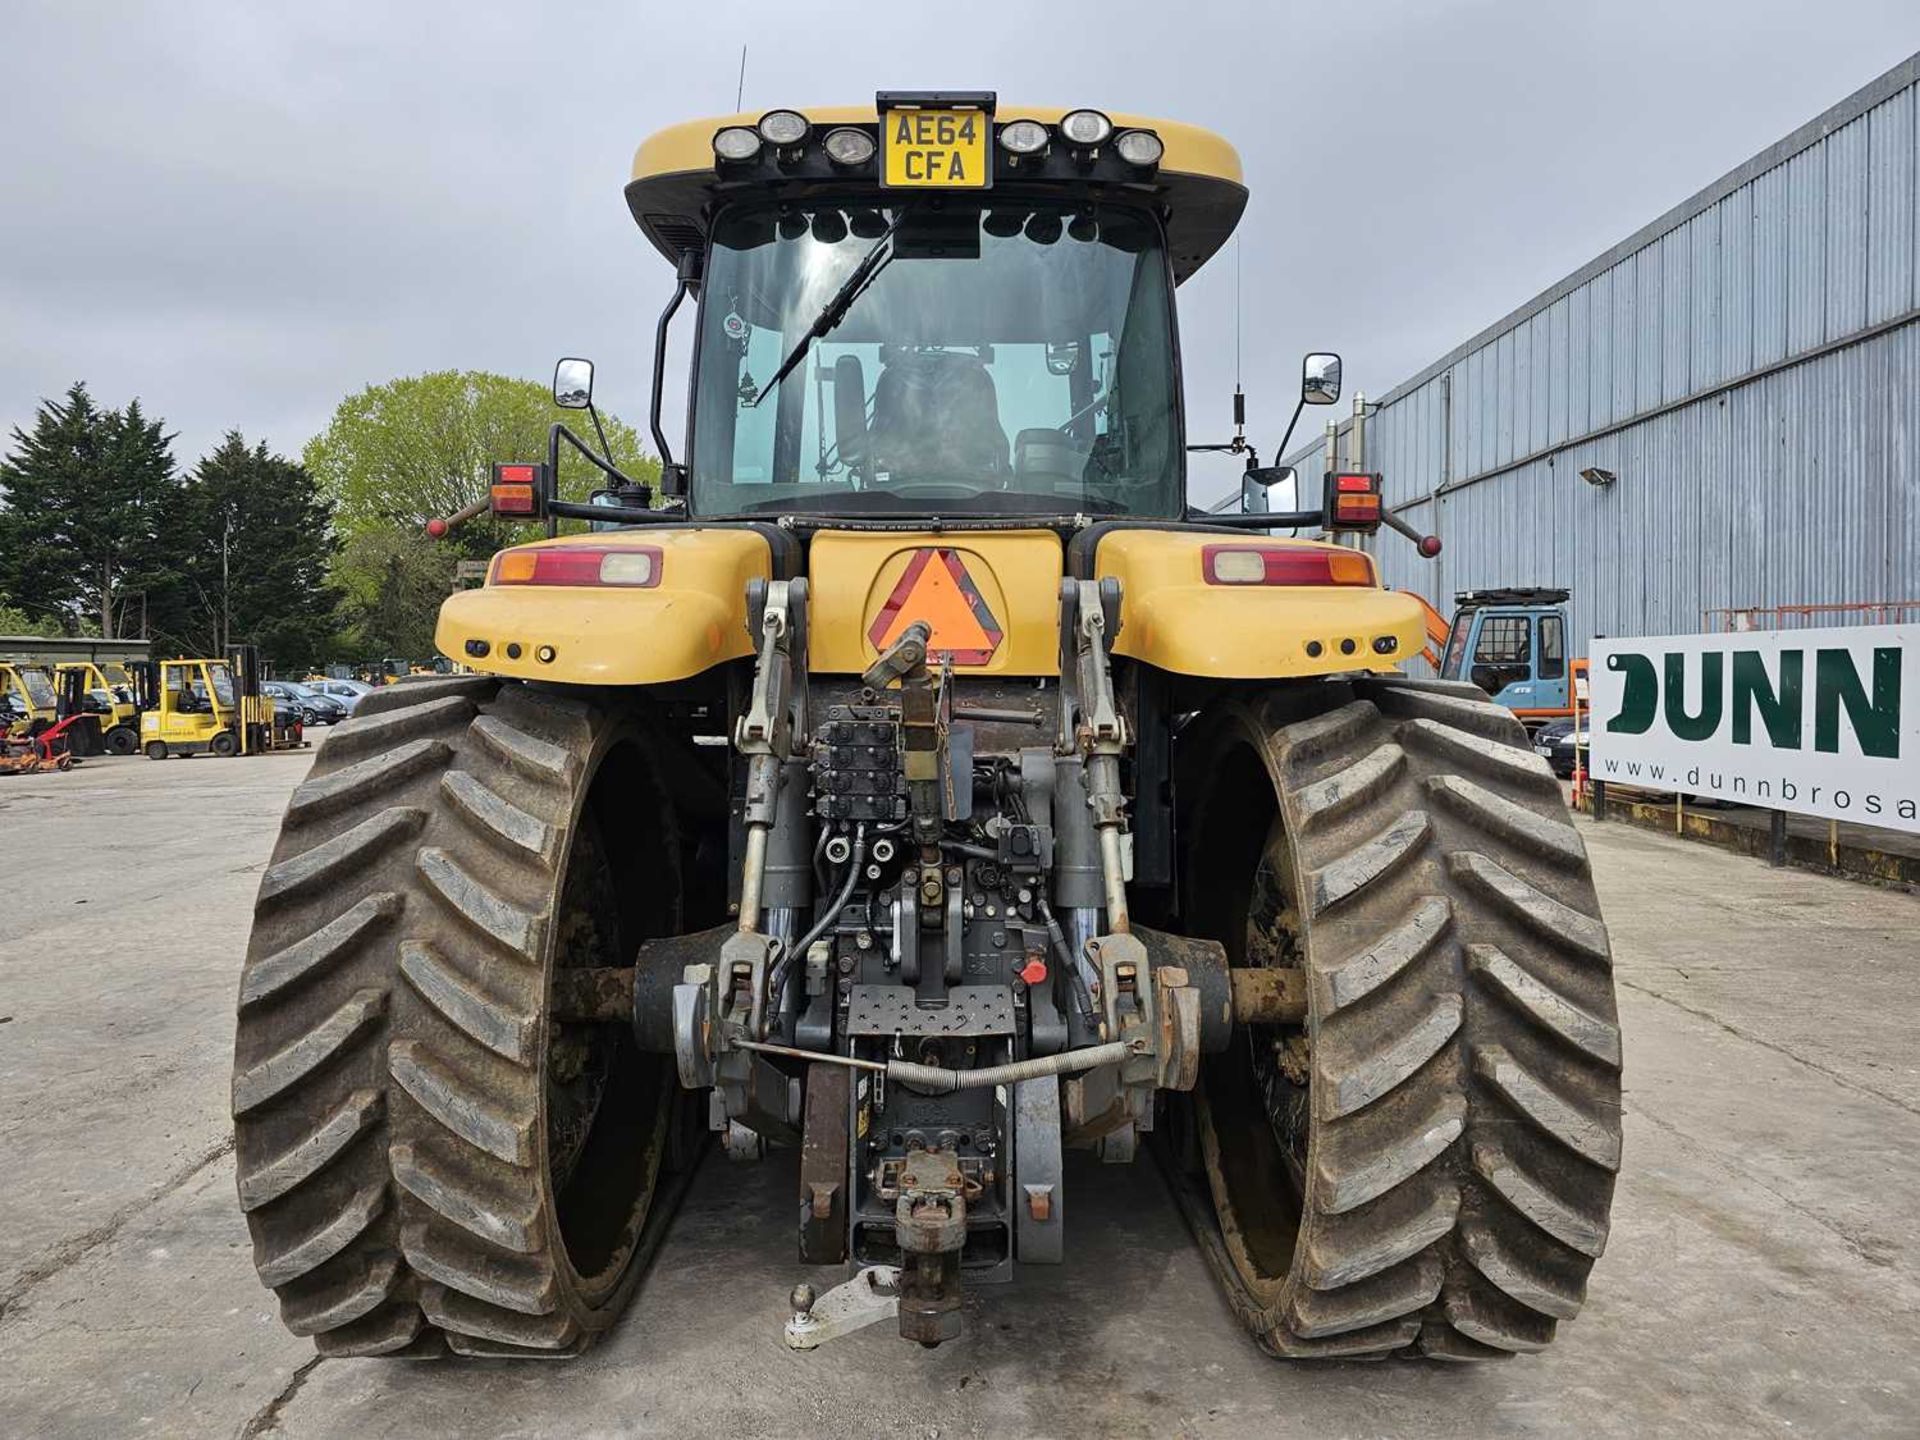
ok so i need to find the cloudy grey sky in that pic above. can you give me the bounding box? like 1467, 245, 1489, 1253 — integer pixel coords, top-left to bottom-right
4, 2, 1916, 510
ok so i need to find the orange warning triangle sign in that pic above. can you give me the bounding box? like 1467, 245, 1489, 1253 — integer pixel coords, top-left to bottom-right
868, 549, 1003, 665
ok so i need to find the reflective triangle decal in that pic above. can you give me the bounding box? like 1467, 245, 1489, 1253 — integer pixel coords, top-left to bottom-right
868, 548, 1004, 666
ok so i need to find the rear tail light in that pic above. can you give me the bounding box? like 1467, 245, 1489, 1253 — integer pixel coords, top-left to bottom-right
490, 462, 549, 518
1325, 471, 1384, 532
491, 546, 662, 588
1202, 546, 1376, 587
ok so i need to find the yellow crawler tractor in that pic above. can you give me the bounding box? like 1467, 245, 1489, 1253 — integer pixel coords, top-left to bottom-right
233, 96, 1619, 1362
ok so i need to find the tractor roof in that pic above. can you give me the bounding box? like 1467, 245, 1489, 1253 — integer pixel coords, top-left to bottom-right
625, 103, 1247, 284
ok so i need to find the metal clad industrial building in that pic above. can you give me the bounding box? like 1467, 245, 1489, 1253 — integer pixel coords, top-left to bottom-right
1285, 51, 1920, 658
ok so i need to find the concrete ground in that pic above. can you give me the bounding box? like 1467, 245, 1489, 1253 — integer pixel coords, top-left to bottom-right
2, 737, 1918, 1439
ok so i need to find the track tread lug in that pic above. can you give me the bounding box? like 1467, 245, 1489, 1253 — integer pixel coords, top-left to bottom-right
1425, 772, 1587, 868
255, 807, 426, 911
392, 1140, 540, 1254
441, 769, 557, 867
310, 1299, 427, 1356
326, 692, 482, 755
232, 987, 387, 1115
1474, 1043, 1621, 1171
1460, 1219, 1585, 1320
238, 1088, 385, 1211
470, 713, 579, 786
1471, 1138, 1610, 1258
1449, 851, 1611, 965
399, 939, 538, 1064
286, 738, 451, 827
1314, 896, 1452, 1014
389, 1039, 533, 1165
278, 1253, 401, 1336
1468, 944, 1621, 1067
1294, 742, 1406, 830
1317, 993, 1462, 1119
1308, 809, 1431, 915
255, 1179, 388, 1288
1305, 1187, 1459, 1289
421, 1283, 582, 1350
401, 1221, 560, 1315
416, 846, 544, 959
1318, 1094, 1466, 1215
238, 892, 401, 1010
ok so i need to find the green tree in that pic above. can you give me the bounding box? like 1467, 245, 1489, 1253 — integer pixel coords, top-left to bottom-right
305, 370, 655, 533
0, 383, 179, 636
146, 433, 342, 670
0, 598, 68, 638
304, 370, 655, 659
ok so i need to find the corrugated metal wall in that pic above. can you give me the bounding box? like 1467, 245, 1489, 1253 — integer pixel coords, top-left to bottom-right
1284, 52, 1920, 660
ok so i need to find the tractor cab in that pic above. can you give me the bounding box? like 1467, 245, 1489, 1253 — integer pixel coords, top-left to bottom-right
1437, 586, 1573, 720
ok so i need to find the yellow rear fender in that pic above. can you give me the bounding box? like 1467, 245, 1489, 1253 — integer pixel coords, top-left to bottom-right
1090, 530, 1424, 679
435, 529, 774, 686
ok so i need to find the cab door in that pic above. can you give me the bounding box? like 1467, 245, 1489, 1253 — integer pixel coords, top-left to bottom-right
1530, 611, 1569, 712
1464, 610, 1536, 707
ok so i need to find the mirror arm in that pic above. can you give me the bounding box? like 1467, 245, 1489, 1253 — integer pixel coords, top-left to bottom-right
649, 252, 700, 493
585, 401, 615, 467
546, 421, 656, 536
1270, 396, 1308, 469
1198, 507, 1325, 530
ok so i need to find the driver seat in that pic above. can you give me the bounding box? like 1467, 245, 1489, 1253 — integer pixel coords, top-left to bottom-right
868, 348, 1009, 480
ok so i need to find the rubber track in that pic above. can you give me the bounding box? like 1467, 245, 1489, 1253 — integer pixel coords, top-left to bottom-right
234, 676, 497, 1356
1190, 674, 1620, 1360
235, 675, 683, 1358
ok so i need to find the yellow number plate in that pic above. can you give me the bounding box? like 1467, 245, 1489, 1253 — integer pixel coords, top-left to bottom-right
881, 107, 991, 189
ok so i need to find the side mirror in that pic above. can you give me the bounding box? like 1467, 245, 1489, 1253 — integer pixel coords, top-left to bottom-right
553, 356, 594, 410
1242, 464, 1297, 490
1302, 352, 1342, 406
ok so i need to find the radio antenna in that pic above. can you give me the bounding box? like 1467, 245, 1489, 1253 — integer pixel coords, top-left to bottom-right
1234, 234, 1243, 387
735, 44, 747, 111
1231, 235, 1245, 448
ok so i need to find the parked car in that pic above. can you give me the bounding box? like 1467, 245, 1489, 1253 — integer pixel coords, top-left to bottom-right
1532, 717, 1588, 778
305, 677, 375, 713
263, 680, 348, 726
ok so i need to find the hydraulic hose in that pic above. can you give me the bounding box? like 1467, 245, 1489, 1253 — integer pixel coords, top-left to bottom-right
769, 824, 866, 1015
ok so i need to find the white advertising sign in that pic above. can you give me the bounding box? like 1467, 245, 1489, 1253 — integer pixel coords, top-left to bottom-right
1589, 625, 1919, 833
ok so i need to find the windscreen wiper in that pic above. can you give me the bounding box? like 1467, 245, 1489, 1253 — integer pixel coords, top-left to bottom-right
753, 208, 908, 408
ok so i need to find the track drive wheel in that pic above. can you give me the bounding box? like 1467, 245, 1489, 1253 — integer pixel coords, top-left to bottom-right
1169, 676, 1621, 1361
232, 677, 698, 1358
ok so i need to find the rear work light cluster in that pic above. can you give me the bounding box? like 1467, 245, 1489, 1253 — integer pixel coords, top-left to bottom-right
711, 104, 1162, 173
1201, 546, 1377, 587
490, 462, 550, 517
490, 546, 662, 588
1325, 471, 1384, 531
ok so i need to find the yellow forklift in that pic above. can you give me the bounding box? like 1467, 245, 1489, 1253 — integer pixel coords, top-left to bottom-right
0, 660, 59, 738
54, 660, 142, 755
137, 645, 304, 759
